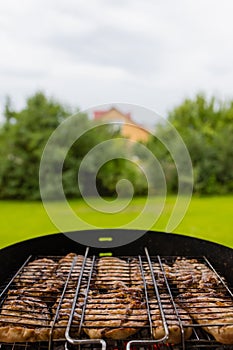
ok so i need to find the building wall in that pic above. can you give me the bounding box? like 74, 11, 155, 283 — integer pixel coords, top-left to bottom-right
94, 108, 150, 142
122, 124, 150, 142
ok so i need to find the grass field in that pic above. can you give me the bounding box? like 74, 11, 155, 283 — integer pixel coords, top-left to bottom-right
0, 196, 232, 249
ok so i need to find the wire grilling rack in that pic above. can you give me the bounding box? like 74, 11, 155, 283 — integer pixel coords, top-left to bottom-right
0, 247, 233, 350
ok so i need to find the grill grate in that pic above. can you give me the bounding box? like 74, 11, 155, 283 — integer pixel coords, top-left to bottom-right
0, 248, 233, 350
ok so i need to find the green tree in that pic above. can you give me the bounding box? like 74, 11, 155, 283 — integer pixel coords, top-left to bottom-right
0, 93, 149, 200
68, 127, 148, 198
148, 93, 233, 194
0, 92, 71, 199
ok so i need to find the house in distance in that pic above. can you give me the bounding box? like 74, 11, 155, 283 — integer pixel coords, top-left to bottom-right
93, 107, 150, 143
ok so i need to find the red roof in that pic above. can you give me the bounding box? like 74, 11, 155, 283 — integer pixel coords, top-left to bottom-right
93, 110, 108, 119
93, 108, 132, 121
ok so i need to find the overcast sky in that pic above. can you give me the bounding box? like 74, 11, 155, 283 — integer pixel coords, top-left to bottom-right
1, 0, 233, 125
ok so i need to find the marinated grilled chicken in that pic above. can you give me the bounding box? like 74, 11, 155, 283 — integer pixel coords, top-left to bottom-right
130, 259, 143, 288
0, 254, 89, 342
130, 260, 166, 290
95, 257, 130, 289
178, 292, 233, 344
83, 283, 147, 339
145, 262, 168, 290
15, 258, 57, 287
16, 254, 87, 288
13, 254, 90, 301
56, 253, 91, 289
150, 294, 192, 344
8, 280, 63, 303
168, 258, 222, 293
51, 290, 85, 339
0, 295, 50, 342
14, 258, 61, 301
1, 253, 230, 346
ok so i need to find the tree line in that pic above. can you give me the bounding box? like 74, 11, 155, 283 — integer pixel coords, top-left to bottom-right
0, 92, 232, 199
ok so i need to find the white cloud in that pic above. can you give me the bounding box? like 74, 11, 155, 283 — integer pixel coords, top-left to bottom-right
0, 0, 233, 124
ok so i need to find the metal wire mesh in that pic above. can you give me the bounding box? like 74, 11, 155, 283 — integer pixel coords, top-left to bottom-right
0, 249, 233, 350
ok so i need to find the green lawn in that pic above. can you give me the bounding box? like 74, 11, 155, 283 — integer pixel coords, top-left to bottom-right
0, 196, 232, 249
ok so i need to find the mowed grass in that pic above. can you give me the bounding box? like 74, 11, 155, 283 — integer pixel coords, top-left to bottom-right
0, 196, 232, 249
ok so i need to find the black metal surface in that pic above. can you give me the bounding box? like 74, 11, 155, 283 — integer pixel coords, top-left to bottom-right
1, 230, 233, 350
0, 230, 233, 282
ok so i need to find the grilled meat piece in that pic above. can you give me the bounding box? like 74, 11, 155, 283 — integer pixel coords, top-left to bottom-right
130, 258, 172, 293
83, 283, 147, 339
96, 257, 168, 291
150, 294, 192, 344
56, 253, 91, 289
15, 258, 57, 287
130, 260, 165, 290
51, 290, 85, 339
0, 295, 50, 342
8, 281, 62, 303
129, 259, 144, 288
178, 292, 233, 344
14, 255, 86, 301
14, 258, 61, 301
145, 262, 168, 290
168, 258, 222, 293
13, 254, 90, 301
0, 254, 90, 342
95, 257, 130, 289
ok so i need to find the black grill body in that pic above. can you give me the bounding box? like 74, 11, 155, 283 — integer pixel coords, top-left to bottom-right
0, 230, 232, 281
0, 229, 233, 350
